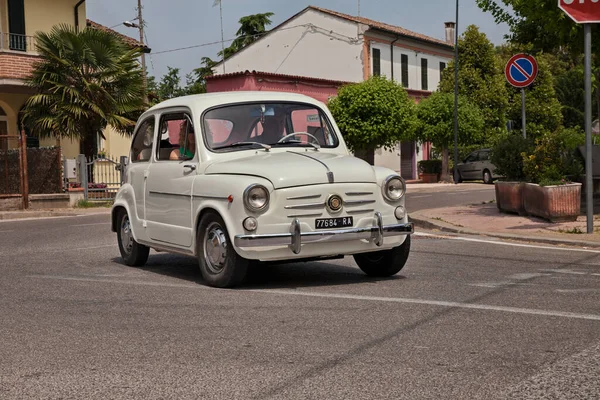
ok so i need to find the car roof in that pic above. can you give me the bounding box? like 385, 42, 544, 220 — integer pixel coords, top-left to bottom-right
145, 91, 327, 115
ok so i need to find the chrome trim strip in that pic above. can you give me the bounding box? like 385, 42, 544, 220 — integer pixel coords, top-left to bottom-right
193, 195, 230, 201
287, 213, 323, 218
149, 190, 190, 198
344, 199, 376, 206
287, 151, 334, 183
346, 209, 374, 215
345, 192, 374, 196
284, 202, 325, 210
234, 222, 414, 249
286, 194, 322, 200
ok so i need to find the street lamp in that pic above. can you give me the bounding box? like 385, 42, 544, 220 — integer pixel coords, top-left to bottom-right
122, 0, 148, 103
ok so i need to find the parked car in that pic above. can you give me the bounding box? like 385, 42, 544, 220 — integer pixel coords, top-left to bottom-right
453, 149, 501, 184
111, 91, 414, 288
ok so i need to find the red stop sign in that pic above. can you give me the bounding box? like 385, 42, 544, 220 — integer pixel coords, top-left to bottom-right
559, 0, 600, 23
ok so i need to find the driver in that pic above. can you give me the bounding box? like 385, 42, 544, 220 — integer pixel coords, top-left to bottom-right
261, 113, 286, 144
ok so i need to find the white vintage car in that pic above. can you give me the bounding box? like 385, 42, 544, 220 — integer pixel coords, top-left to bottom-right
111, 91, 414, 288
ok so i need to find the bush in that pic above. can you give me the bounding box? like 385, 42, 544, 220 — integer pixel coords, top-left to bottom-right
522, 127, 584, 185
418, 159, 442, 174
490, 133, 534, 181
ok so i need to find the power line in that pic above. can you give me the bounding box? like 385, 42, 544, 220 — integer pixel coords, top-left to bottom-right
150, 23, 359, 56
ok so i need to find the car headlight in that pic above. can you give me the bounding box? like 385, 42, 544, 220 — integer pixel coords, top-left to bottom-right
244, 184, 270, 212
382, 175, 406, 201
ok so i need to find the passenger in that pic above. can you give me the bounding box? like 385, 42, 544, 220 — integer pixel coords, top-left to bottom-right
170, 121, 196, 160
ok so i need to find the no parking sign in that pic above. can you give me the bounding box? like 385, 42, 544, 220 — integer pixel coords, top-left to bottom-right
505, 53, 538, 88
505, 53, 538, 139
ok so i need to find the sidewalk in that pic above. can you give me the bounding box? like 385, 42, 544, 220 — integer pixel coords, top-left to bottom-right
410, 202, 600, 248
0, 207, 111, 221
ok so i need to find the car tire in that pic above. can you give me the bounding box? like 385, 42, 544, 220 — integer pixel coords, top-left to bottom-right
483, 169, 493, 185
454, 169, 463, 184
353, 235, 411, 277
117, 209, 150, 267
197, 211, 249, 288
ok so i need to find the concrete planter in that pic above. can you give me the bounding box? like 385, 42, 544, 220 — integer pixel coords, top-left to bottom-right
522, 182, 582, 222
421, 173, 439, 183
494, 181, 526, 215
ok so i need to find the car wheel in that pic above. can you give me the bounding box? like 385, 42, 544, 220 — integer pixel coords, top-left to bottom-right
454, 169, 463, 184
483, 169, 493, 185
353, 235, 411, 277
117, 209, 150, 266
197, 211, 249, 288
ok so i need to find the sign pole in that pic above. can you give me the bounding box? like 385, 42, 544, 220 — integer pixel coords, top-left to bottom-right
584, 23, 593, 233
521, 88, 526, 138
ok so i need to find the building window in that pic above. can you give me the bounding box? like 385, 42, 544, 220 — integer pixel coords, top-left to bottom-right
372, 48, 381, 76
401, 54, 409, 88
440, 61, 446, 80
421, 58, 428, 91
8, 0, 27, 51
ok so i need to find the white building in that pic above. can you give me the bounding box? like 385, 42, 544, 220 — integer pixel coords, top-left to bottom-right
210, 6, 455, 180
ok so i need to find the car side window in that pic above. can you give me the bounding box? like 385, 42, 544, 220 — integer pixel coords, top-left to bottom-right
465, 153, 477, 163
156, 112, 196, 161
131, 117, 156, 163
479, 151, 489, 161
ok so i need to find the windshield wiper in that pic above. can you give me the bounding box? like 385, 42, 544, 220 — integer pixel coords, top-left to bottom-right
213, 141, 272, 151
272, 140, 321, 150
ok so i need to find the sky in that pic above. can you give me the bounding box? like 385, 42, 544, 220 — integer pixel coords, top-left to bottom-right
87, 0, 510, 82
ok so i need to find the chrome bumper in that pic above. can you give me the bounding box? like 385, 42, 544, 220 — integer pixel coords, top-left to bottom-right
234, 212, 414, 254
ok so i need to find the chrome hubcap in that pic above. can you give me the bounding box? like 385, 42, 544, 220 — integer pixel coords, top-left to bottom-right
204, 222, 228, 274
120, 215, 133, 255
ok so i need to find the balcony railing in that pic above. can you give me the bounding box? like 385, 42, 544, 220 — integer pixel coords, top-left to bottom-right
0, 33, 36, 53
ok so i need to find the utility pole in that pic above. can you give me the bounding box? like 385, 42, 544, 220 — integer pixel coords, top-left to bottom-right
453, 0, 459, 184
137, 0, 147, 103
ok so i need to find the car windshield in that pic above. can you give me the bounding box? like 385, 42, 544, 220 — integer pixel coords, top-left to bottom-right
202, 102, 339, 152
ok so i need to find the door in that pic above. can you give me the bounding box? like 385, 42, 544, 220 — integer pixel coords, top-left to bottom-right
145, 111, 197, 248
460, 151, 479, 179
128, 116, 156, 223
7, 0, 26, 51
400, 141, 415, 180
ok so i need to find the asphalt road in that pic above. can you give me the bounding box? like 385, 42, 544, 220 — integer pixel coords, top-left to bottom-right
406, 183, 496, 212
1, 213, 599, 399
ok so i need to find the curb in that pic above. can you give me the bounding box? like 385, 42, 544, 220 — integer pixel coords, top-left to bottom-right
409, 213, 600, 249
0, 208, 111, 221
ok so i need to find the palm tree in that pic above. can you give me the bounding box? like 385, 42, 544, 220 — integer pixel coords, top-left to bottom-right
21, 24, 146, 160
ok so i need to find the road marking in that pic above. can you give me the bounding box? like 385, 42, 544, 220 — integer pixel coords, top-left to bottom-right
0, 212, 110, 223
43, 244, 115, 253
0, 230, 14, 233
413, 232, 600, 254
28, 275, 600, 322
71, 223, 111, 227
410, 195, 432, 199
542, 269, 588, 276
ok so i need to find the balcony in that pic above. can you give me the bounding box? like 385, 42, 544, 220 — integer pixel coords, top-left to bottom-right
0, 33, 39, 83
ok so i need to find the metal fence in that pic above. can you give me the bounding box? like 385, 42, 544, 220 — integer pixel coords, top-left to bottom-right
0, 32, 36, 52
0, 134, 28, 209
72, 154, 126, 202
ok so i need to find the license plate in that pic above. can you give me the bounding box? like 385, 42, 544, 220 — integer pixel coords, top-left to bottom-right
315, 217, 353, 230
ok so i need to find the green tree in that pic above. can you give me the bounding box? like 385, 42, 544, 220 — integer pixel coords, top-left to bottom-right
327, 75, 418, 165
439, 25, 509, 138
21, 24, 145, 160
218, 12, 274, 60
416, 92, 485, 181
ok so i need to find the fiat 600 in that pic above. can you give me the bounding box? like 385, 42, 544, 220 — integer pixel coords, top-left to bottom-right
111, 91, 414, 288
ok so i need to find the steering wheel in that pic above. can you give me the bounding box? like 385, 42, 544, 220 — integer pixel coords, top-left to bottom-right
277, 132, 321, 146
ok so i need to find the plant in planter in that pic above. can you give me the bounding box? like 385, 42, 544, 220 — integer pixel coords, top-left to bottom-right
489, 133, 534, 215
418, 159, 442, 183
520, 128, 584, 222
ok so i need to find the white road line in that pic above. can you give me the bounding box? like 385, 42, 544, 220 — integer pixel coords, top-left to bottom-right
0, 230, 14, 233
43, 244, 115, 253
413, 232, 600, 254
410, 195, 432, 199
28, 275, 600, 322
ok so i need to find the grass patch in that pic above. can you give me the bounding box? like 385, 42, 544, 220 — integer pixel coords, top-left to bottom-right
558, 227, 584, 234
75, 199, 113, 208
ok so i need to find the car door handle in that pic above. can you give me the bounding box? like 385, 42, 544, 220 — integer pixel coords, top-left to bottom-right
183, 164, 196, 171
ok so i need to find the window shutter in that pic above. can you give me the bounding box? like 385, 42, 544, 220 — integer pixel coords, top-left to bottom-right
421, 58, 428, 91
372, 48, 381, 76
401, 54, 409, 88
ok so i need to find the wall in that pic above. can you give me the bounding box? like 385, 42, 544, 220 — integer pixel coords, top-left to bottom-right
212, 8, 365, 83
206, 73, 342, 105
369, 36, 453, 92
25, 0, 83, 37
